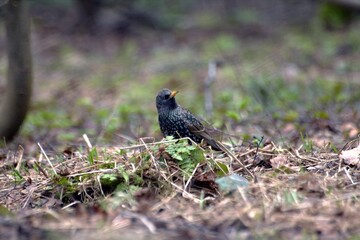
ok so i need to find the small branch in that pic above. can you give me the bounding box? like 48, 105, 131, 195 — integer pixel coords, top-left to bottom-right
34, 161, 49, 178
343, 167, 355, 184
83, 133, 93, 149
218, 141, 255, 180
139, 138, 159, 171
15, 145, 24, 172
184, 163, 200, 191
38, 143, 57, 175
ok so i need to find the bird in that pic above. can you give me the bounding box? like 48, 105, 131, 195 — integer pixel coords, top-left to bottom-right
156, 88, 222, 151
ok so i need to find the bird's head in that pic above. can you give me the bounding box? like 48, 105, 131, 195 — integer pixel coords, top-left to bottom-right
156, 88, 179, 112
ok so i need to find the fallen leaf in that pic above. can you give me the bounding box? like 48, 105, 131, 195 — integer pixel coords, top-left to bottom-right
339, 144, 360, 167
340, 122, 359, 138
270, 154, 288, 169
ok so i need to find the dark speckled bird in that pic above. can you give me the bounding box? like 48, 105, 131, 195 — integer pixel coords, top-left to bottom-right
156, 88, 222, 151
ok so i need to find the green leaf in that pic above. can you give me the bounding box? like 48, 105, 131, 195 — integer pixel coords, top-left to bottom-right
88, 147, 98, 165
101, 173, 118, 182
215, 161, 229, 176
119, 166, 130, 184
12, 169, 24, 183
164, 139, 205, 178
226, 110, 240, 121
191, 147, 205, 163
165, 135, 174, 141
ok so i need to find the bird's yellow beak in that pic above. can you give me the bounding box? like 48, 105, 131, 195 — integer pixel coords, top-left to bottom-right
170, 90, 179, 98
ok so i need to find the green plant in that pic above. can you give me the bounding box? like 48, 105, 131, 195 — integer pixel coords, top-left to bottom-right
252, 136, 264, 148
87, 147, 98, 165
12, 169, 25, 184
101, 184, 141, 211
213, 161, 230, 177
300, 133, 313, 153
100, 173, 119, 186
100, 165, 143, 189
164, 136, 205, 177
319, 2, 354, 29
283, 189, 302, 205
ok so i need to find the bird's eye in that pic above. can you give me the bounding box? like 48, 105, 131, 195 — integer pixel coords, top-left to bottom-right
164, 93, 171, 99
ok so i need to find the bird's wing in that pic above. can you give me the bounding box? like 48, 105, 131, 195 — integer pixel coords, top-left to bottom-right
184, 116, 223, 151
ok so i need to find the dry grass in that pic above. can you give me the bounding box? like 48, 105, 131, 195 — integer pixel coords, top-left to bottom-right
1, 135, 359, 239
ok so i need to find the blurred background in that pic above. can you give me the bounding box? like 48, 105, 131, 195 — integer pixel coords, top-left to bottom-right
0, 0, 359, 150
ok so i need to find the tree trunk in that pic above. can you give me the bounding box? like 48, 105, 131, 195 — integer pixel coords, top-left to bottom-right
0, 0, 33, 141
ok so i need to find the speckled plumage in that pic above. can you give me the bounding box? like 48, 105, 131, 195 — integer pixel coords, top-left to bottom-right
156, 88, 222, 151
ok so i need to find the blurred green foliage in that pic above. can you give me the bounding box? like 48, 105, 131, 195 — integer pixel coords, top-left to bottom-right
319, 2, 355, 29
14, 1, 360, 146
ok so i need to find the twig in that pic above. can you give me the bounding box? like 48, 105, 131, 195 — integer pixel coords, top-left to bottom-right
38, 143, 57, 175
139, 138, 159, 171
150, 192, 177, 211
97, 175, 106, 197
122, 212, 157, 233
294, 150, 319, 163
343, 167, 355, 184
22, 185, 37, 208
83, 133, 93, 149
237, 186, 248, 202
184, 163, 200, 191
138, 214, 157, 233
34, 161, 49, 178
218, 142, 255, 180
338, 154, 343, 173
155, 160, 206, 203
238, 148, 257, 157
15, 145, 24, 172
344, 182, 360, 188
67, 169, 118, 178
82, 184, 93, 200
253, 136, 264, 163
62, 201, 81, 210
109, 137, 197, 151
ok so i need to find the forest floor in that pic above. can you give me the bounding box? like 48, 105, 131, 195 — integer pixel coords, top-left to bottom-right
1, 12, 360, 239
